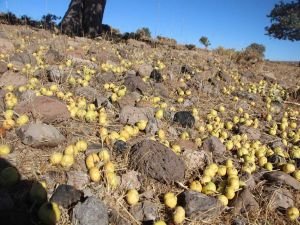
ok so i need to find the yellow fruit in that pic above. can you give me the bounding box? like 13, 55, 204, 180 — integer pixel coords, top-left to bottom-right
201, 175, 212, 184
16, 114, 29, 126
98, 149, 110, 162
3, 119, 15, 130
264, 162, 273, 171
282, 163, 296, 174
172, 144, 181, 154
225, 140, 234, 151
217, 195, 229, 206
286, 207, 299, 221
126, 189, 139, 205
0, 144, 11, 156
111, 93, 118, 102
293, 170, 300, 181
89, 167, 101, 182
157, 129, 166, 140
225, 187, 235, 200
50, 152, 63, 165
76, 140, 88, 152
64, 145, 76, 155
190, 181, 202, 192
202, 182, 216, 195
258, 156, 267, 167
38, 202, 61, 225
173, 206, 185, 224
180, 131, 189, 140
217, 165, 227, 176
106, 172, 119, 188
154, 221, 167, 225
137, 120, 148, 131
104, 162, 115, 173
155, 109, 164, 119
164, 192, 177, 208
60, 154, 74, 168
86, 153, 100, 169
227, 177, 240, 191
0, 166, 19, 187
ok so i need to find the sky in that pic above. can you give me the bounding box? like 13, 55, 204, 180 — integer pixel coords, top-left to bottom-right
0, 0, 299, 61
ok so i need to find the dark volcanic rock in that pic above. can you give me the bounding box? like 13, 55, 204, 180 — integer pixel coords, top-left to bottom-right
230, 188, 259, 214
50, 184, 82, 208
150, 69, 163, 82
124, 74, 148, 94
178, 190, 224, 220
263, 171, 300, 190
173, 111, 195, 128
130, 140, 185, 184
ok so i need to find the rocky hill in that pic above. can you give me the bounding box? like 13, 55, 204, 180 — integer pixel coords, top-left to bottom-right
0, 24, 300, 225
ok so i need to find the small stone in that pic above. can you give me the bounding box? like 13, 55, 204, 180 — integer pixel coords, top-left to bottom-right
0, 71, 28, 88
150, 69, 163, 82
202, 136, 226, 158
15, 96, 70, 123
119, 106, 153, 125
230, 188, 259, 214
265, 187, 294, 210
120, 170, 141, 190
124, 74, 148, 94
129, 201, 158, 221
113, 140, 127, 153
182, 149, 206, 171
72, 196, 109, 225
130, 140, 185, 184
109, 209, 130, 225
173, 111, 195, 128
16, 123, 65, 148
238, 126, 261, 140
263, 171, 300, 190
181, 65, 193, 74
47, 66, 65, 83
50, 184, 82, 208
75, 86, 98, 101
67, 171, 89, 190
178, 190, 223, 220
136, 64, 153, 76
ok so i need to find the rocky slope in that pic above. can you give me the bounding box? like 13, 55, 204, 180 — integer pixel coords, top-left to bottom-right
0, 24, 299, 225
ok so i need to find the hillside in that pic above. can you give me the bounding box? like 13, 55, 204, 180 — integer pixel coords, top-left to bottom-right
0, 24, 300, 225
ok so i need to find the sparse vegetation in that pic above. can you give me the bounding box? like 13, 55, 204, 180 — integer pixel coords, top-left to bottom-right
199, 36, 211, 48
136, 27, 151, 38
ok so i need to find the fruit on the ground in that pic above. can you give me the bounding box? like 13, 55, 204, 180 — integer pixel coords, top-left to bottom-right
164, 192, 177, 208
286, 207, 299, 221
173, 206, 185, 224
218, 195, 229, 206
126, 189, 139, 205
50, 152, 63, 165
0, 144, 11, 156
190, 181, 202, 192
89, 167, 101, 182
60, 154, 74, 168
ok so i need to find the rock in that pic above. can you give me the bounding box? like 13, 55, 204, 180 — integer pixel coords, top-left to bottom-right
130, 201, 158, 221
136, 64, 153, 76
173, 111, 195, 128
153, 83, 169, 98
241, 71, 255, 79
109, 210, 130, 225
130, 140, 185, 184
231, 216, 247, 225
239, 173, 256, 190
120, 170, 141, 190
16, 123, 65, 148
181, 65, 193, 74
230, 188, 259, 214
145, 117, 159, 135
119, 106, 153, 125
150, 69, 163, 82
0, 38, 15, 53
262, 71, 277, 82
202, 136, 226, 158
265, 187, 294, 210
178, 191, 223, 220
67, 171, 89, 190
0, 190, 14, 211
217, 70, 233, 83
15, 96, 70, 123
113, 140, 127, 153
238, 126, 261, 140
75, 86, 98, 101
50, 184, 82, 208
10, 51, 37, 66
44, 49, 64, 64
117, 92, 140, 109
124, 74, 148, 94
47, 66, 65, 83
0, 71, 28, 88
0, 61, 8, 73
72, 196, 108, 225
233, 91, 258, 101
19, 90, 36, 102
95, 95, 110, 108
263, 171, 300, 190
182, 149, 206, 171
96, 72, 115, 83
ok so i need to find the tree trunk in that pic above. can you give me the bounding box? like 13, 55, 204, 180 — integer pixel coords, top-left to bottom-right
60, 0, 106, 38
